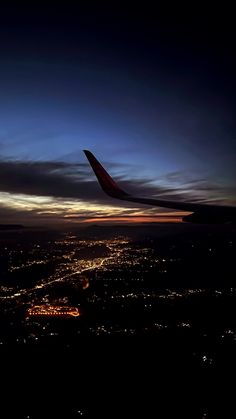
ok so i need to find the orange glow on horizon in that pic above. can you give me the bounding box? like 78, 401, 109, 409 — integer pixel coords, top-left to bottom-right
81, 216, 184, 224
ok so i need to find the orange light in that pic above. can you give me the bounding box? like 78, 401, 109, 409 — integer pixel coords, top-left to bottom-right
81, 216, 183, 224
27, 305, 81, 318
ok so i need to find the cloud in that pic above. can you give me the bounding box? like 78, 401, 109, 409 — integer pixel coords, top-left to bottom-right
0, 156, 235, 224
0, 158, 189, 203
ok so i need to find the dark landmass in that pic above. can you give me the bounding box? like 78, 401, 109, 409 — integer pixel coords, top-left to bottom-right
0, 223, 235, 418
0, 224, 25, 230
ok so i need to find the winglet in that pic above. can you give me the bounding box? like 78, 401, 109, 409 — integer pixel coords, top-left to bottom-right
83, 150, 129, 199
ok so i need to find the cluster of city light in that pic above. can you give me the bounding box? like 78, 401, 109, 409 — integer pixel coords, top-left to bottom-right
1, 235, 206, 307
27, 305, 80, 317
102, 288, 206, 302
9, 260, 46, 272
89, 325, 136, 335
1, 236, 129, 301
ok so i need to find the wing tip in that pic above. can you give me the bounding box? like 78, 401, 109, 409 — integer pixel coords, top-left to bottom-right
83, 149, 92, 157
83, 149, 129, 198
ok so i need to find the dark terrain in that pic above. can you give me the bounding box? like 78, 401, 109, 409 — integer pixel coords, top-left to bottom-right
0, 223, 235, 418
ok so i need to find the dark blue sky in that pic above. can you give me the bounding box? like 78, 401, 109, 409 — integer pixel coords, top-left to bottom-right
0, 6, 235, 224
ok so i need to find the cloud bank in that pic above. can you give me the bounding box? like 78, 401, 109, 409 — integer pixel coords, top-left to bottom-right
0, 157, 235, 225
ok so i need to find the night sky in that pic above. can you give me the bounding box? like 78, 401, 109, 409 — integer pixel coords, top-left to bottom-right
0, 6, 235, 225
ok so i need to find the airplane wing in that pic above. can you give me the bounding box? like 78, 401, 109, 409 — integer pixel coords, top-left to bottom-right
83, 150, 236, 223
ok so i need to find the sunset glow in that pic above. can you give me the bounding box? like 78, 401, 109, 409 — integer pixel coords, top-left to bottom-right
81, 216, 184, 224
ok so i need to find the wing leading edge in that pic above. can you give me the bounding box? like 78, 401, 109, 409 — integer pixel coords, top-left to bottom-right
83, 150, 236, 224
